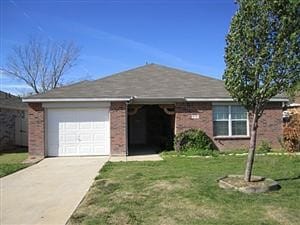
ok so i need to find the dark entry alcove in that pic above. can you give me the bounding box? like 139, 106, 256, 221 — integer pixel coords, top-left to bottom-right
128, 105, 174, 155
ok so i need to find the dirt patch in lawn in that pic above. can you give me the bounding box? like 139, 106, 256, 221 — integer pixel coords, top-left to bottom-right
110, 191, 148, 203
93, 179, 121, 194
265, 206, 299, 225
107, 211, 132, 225
157, 216, 177, 225
147, 178, 191, 192
160, 198, 219, 219
71, 191, 111, 218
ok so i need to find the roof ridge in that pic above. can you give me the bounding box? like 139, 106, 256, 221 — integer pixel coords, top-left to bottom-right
149, 63, 223, 82
93, 64, 152, 82
93, 63, 223, 83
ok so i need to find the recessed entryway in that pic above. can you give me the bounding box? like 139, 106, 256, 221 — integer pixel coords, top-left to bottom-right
128, 105, 175, 155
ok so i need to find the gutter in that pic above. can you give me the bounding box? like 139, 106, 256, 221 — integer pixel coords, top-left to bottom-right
184, 97, 289, 102
287, 103, 300, 107
22, 96, 289, 103
131, 97, 185, 103
23, 97, 133, 103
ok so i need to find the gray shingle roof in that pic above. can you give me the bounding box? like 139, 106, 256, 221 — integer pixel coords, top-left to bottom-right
25, 64, 230, 99
24, 64, 287, 101
0, 91, 27, 110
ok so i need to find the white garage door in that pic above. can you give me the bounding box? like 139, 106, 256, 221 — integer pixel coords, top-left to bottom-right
47, 108, 110, 156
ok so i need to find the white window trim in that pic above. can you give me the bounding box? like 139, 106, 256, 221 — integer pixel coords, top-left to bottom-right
213, 105, 250, 138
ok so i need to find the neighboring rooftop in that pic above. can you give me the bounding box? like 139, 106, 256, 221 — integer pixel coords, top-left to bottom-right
24, 64, 287, 101
294, 93, 300, 104
0, 91, 27, 110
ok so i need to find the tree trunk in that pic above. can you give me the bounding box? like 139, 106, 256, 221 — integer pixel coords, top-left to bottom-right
244, 113, 259, 182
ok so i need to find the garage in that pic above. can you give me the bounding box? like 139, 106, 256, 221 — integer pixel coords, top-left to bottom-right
47, 108, 110, 156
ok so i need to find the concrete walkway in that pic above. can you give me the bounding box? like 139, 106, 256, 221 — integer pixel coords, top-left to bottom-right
0, 157, 108, 225
109, 154, 163, 162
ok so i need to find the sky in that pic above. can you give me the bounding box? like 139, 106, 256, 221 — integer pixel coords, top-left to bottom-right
0, 0, 237, 95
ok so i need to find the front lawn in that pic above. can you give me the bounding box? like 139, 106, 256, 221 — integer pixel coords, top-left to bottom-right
68, 155, 300, 225
0, 148, 30, 178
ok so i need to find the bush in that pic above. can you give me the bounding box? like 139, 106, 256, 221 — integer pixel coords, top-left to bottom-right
257, 140, 272, 153
283, 109, 300, 152
174, 129, 218, 156
283, 127, 300, 152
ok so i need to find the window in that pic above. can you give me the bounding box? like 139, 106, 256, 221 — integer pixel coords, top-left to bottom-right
213, 105, 248, 137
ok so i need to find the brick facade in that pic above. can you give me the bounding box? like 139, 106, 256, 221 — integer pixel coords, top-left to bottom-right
28, 103, 45, 156
175, 102, 213, 136
257, 102, 283, 148
27, 101, 282, 156
110, 102, 127, 155
175, 102, 283, 151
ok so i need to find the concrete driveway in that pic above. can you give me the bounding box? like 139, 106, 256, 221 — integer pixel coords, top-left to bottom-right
0, 157, 108, 225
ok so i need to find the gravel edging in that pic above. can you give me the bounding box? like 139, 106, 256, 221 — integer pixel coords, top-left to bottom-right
162, 152, 300, 158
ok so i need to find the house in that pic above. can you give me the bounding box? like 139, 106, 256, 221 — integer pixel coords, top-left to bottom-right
295, 94, 300, 104
288, 93, 300, 108
0, 91, 28, 150
23, 64, 288, 157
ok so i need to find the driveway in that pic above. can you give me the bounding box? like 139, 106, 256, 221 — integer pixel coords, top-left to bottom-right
0, 156, 108, 225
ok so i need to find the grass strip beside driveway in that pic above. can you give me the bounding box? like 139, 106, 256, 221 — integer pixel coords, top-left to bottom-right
0, 148, 30, 178
68, 155, 300, 225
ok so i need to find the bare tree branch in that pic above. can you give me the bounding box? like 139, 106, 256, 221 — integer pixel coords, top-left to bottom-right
2, 37, 80, 94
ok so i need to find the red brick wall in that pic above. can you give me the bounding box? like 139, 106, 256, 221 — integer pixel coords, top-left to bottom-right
175, 102, 213, 136
28, 103, 45, 156
110, 102, 127, 155
27, 101, 282, 156
175, 102, 283, 151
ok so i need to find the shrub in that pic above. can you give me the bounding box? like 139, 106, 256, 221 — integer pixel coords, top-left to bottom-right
283, 108, 300, 152
257, 140, 272, 153
174, 129, 218, 155
283, 127, 300, 152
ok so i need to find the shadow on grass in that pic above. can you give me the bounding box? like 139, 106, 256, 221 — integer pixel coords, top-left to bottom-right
0, 147, 28, 155
275, 175, 300, 182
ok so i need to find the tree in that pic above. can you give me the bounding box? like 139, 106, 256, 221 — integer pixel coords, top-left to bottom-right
3, 37, 80, 94
224, 0, 300, 182
286, 80, 300, 101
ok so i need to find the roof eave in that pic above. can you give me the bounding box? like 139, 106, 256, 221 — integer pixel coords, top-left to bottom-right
287, 103, 300, 107
185, 97, 289, 102
131, 97, 185, 104
23, 96, 289, 103
23, 97, 133, 103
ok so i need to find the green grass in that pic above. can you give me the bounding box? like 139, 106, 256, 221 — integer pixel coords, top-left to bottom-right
68, 155, 300, 225
0, 148, 30, 178
160, 147, 286, 158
